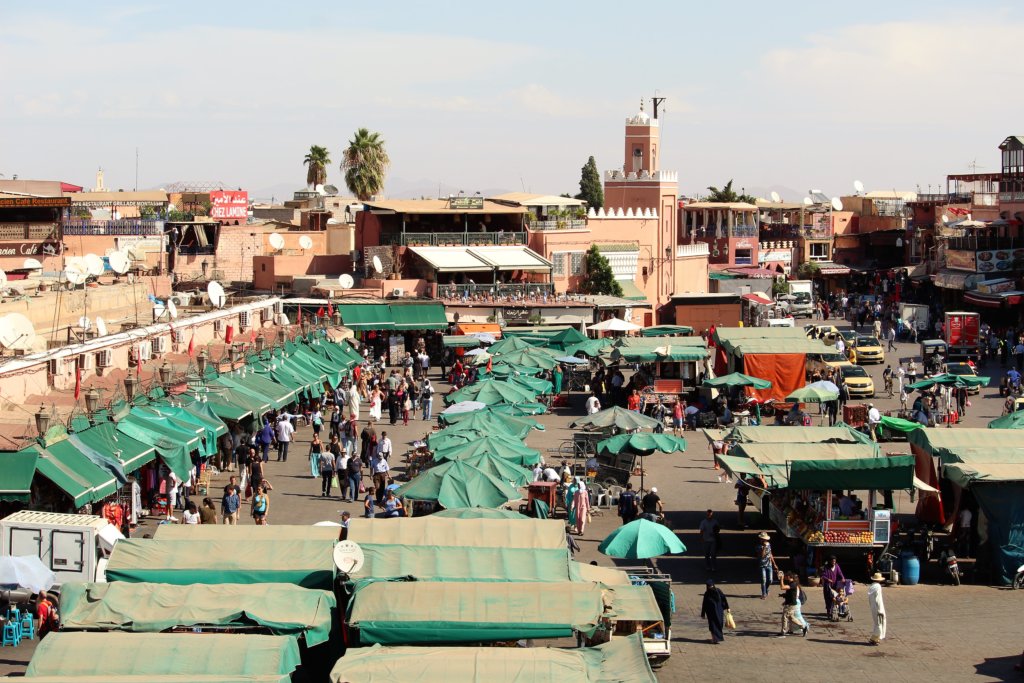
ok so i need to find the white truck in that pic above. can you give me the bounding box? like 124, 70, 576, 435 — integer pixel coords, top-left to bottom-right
0, 510, 123, 588
786, 280, 814, 318
898, 303, 930, 333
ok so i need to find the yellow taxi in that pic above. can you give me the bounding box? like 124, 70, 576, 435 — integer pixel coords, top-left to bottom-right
805, 324, 840, 343
945, 362, 980, 395
855, 335, 885, 364
807, 351, 854, 378
841, 364, 875, 398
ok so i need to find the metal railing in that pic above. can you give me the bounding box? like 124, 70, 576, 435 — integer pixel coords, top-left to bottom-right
947, 236, 1021, 251
382, 231, 526, 246
528, 219, 588, 231
730, 226, 758, 238
62, 219, 164, 236
437, 282, 555, 302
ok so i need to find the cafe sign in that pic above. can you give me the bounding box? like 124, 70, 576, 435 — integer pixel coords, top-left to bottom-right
0, 241, 63, 257
449, 196, 485, 210
502, 306, 530, 321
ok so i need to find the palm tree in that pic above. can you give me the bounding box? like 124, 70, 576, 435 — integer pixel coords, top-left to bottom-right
341, 128, 390, 201
303, 145, 331, 189
705, 179, 757, 204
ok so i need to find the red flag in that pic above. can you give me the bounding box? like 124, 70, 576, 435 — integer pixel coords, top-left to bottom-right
187, 333, 196, 358
327, 301, 334, 317
297, 305, 302, 323
317, 306, 325, 318
74, 366, 82, 400
225, 325, 235, 344
250, 328, 257, 343
486, 357, 492, 373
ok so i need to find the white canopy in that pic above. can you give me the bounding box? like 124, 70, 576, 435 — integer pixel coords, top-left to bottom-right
589, 317, 641, 332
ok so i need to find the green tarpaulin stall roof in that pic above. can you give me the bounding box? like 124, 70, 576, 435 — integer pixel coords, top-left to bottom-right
641, 325, 694, 336
358, 545, 572, 582
105, 539, 335, 589
442, 335, 482, 348
0, 449, 37, 503
59, 582, 336, 647
347, 516, 566, 549
330, 632, 656, 683
210, 376, 279, 412
116, 412, 199, 480
722, 442, 885, 489
153, 524, 341, 541
787, 455, 916, 490
223, 372, 296, 409
28, 442, 118, 509
908, 428, 1024, 463
879, 415, 923, 434
390, 303, 448, 330
26, 632, 301, 678
611, 345, 708, 362
73, 422, 156, 473
606, 584, 664, 623
705, 424, 874, 447
348, 581, 606, 644
339, 304, 394, 331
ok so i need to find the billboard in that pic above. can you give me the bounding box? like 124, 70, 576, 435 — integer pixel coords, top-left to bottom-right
209, 191, 249, 220
944, 250, 976, 272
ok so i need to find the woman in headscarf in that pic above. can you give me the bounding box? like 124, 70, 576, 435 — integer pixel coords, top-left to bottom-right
700, 578, 729, 644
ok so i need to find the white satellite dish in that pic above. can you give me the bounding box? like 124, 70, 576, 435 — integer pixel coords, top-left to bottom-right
314, 184, 326, 195
22, 258, 43, 270
339, 273, 354, 289
830, 197, 844, 212
207, 281, 226, 308
802, 197, 813, 207
168, 299, 178, 319
941, 215, 949, 225
0, 313, 35, 351
770, 191, 781, 203
853, 179, 865, 194
332, 540, 365, 574
372, 255, 383, 274
95, 316, 108, 337
64, 264, 87, 285
78, 316, 92, 331
0, 269, 7, 289
268, 233, 285, 250
324, 184, 339, 196
108, 251, 130, 275
84, 253, 105, 277
299, 235, 314, 250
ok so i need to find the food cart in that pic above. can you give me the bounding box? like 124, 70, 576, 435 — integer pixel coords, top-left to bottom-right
609, 340, 710, 409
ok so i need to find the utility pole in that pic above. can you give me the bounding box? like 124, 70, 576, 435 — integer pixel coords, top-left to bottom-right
135, 147, 139, 191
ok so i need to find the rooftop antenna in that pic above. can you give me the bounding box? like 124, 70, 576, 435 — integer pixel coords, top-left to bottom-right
652, 94, 666, 120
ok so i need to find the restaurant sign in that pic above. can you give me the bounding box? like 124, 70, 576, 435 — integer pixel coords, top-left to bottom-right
449, 196, 484, 210
944, 250, 977, 272
502, 306, 530, 321
209, 190, 249, 220
0, 196, 71, 208
0, 241, 63, 257
975, 248, 1023, 274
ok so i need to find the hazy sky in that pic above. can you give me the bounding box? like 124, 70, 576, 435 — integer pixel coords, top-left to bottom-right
3, 1, 1022, 201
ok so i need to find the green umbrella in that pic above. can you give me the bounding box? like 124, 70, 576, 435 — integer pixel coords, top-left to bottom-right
786, 384, 840, 403
487, 348, 559, 371
598, 518, 686, 559
878, 415, 923, 434
439, 409, 544, 431
459, 452, 532, 487
487, 336, 537, 354
398, 460, 522, 509
433, 436, 542, 467
430, 413, 538, 441
702, 372, 772, 390
508, 374, 554, 395
427, 427, 525, 451
570, 405, 660, 431
988, 410, 1024, 429
485, 402, 547, 416
446, 379, 537, 406
596, 432, 687, 456
432, 507, 527, 519
907, 373, 990, 390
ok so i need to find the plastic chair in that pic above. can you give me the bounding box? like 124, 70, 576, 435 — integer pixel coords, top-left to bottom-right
2, 621, 20, 647
20, 612, 34, 640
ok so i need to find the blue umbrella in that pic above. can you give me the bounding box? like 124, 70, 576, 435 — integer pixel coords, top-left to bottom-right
555, 356, 589, 365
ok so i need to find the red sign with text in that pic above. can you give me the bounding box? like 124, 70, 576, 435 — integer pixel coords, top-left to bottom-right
209, 191, 249, 220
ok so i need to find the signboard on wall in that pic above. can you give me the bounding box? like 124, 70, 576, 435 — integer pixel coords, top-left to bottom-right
448, 196, 484, 210
944, 250, 977, 272
0, 196, 71, 208
209, 191, 249, 220
0, 241, 63, 257
975, 248, 1018, 274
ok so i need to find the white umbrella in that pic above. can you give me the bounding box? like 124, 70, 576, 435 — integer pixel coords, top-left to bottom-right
590, 317, 641, 332
0, 555, 56, 593
471, 332, 497, 344
465, 348, 489, 357
441, 400, 488, 415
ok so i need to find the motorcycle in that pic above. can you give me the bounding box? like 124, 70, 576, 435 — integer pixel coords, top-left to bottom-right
939, 547, 961, 586
1014, 563, 1024, 590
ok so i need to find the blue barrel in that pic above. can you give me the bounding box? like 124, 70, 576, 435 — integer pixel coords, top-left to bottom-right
900, 551, 921, 586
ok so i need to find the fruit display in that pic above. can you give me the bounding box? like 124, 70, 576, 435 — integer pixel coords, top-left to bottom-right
806, 531, 825, 543
806, 529, 874, 545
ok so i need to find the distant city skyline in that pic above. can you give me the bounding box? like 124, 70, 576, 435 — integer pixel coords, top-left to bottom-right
2, 1, 1021, 201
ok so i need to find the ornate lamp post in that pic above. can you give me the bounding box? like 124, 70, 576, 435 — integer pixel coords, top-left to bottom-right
124, 375, 140, 401
34, 404, 51, 436
84, 387, 101, 415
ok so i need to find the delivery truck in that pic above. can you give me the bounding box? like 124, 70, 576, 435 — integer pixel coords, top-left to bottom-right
786, 280, 814, 318
0, 510, 123, 588
898, 303, 930, 333
944, 311, 981, 361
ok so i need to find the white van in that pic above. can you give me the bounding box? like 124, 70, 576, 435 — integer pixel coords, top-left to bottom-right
0, 511, 123, 587
767, 317, 795, 328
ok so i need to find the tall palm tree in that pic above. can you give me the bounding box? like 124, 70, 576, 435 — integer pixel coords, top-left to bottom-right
341, 128, 390, 201
705, 179, 756, 204
303, 145, 331, 189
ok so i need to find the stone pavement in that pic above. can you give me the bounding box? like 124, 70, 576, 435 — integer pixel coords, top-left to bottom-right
3, 324, 1021, 680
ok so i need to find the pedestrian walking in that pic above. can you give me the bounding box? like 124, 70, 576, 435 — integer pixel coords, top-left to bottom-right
309, 434, 323, 478
886, 325, 897, 352
221, 481, 240, 525
779, 571, 809, 637
257, 418, 274, 463
251, 484, 269, 525
310, 404, 324, 437
698, 509, 721, 572
867, 572, 887, 645
347, 450, 362, 502
275, 416, 294, 462
735, 478, 751, 529
334, 442, 350, 501
420, 379, 434, 421
700, 578, 729, 644
757, 532, 779, 599
319, 448, 335, 497
820, 555, 846, 618
617, 483, 638, 525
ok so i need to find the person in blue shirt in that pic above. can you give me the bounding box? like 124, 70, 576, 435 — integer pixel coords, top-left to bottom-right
220, 482, 240, 525
258, 419, 275, 463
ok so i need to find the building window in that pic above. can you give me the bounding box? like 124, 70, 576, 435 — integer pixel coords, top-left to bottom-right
734, 248, 752, 265
551, 252, 566, 276
570, 252, 585, 275
809, 242, 830, 261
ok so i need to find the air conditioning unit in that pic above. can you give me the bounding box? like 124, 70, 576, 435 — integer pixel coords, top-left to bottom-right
80, 353, 95, 371
48, 357, 64, 375
173, 328, 185, 344
152, 336, 168, 354
392, 288, 405, 298
274, 301, 284, 315
138, 342, 152, 361
260, 308, 272, 323
239, 311, 251, 329
97, 349, 113, 368
170, 293, 192, 307
214, 320, 225, 334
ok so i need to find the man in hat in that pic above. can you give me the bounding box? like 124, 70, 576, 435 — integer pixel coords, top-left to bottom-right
757, 532, 779, 599
867, 572, 887, 645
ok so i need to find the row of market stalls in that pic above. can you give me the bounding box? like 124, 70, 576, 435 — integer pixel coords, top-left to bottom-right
27, 518, 661, 681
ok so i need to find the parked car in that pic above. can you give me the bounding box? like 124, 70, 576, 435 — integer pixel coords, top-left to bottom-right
855, 335, 885, 364
841, 365, 875, 398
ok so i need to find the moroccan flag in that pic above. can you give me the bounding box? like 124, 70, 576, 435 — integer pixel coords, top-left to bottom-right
317, 306, 325, 318
297, 305, 302, 323
187, 333, 195, 358
486, 356, 492, 373
74, 365, 82, 400
250, 328, 257, 343
327, 301, 334, 317
225, 325, 235, 344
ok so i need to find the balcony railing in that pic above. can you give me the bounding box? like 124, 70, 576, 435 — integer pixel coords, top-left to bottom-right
730, 226, 758, 238
947, 236, 1022, 251
0, 222, 60, 240
999, 192, 1024, 202
528, 219, 588, 231
62, 219, 164, 236
382, 231, 526, 247
437, 282, 556, 303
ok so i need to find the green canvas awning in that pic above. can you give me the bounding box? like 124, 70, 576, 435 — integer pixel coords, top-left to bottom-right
787, 455, 916, 490
347, 516, 565, 550
130, 407, 214, 458
442, 335, 482, 348
358, 545, 572, 582
59, 582, 336, 647
73, 422, 156, 473
31, 443, 119, 508
617, 279, 647, 301
339, 304, 394, 331
641, 325, 694, 337
225, 372, 296, 408
0, 449, 38, 503
201, 395, 254, 422
611, 345, 708, 362
105, 539, 335, 589
153, 524, 341, 541
390, 303, 448, 330
115, 414, 197, 481
348, 581, 605, 645
26, 632, 301, 678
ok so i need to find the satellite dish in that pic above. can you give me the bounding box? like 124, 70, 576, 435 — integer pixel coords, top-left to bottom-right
84, 253, 105, 277
830, 197, 844, 212
168, 299, 178, 319
339, 273, 354, 289
268, 233, 285, 250
299, 235, 314, 250
941, 215, 949, 225
853, 180, 865, 194
372, 255, 383, 274
314, 184, 326, 195
770, 191, 781, 203
324, 184, 339, 196
332, 540, 365, 574
96, 316, 108, 337
78, 316, 92, 331
0, 269, 6, 289
207, 281, 226, 308
64, 264, 87, 285
22, 258, 43, 270
802, 197, 813, 206
0, 313, 35, 351
108, 251, 130, 275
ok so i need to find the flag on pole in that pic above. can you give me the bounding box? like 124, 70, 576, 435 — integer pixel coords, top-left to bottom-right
225, 325, 235, 344
187, 333, 195, 358
317, 306, 325, 318
74, 365, 82, 400
297, 305, 302, 323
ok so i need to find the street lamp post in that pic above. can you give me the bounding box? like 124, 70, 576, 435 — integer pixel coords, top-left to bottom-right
34, 404, 50, 436
197, 350, 208, 377
84, 387, 100, 415
124, 375, 140, 401
158, 361, 172, 386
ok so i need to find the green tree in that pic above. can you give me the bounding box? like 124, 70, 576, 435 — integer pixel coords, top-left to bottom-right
797, 261, 821, 280
580, 245, 623, 297
575, 156, 603, 209
705, 179, 757, 204
341, 128, 390, 201
303, 145, 331, 188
